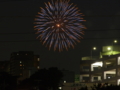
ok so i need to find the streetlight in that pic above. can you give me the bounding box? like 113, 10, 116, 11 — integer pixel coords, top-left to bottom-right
114, 40, 117, 43
91, 47, 96, 60
93, 47, 96, 50
112, 40, 118, 55
107, 47, 111, 51
58, 87, 62, 90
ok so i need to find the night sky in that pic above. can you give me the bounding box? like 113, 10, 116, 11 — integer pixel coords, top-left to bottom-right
0, 0, 120, 74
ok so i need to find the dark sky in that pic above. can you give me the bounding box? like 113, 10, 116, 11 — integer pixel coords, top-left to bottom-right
0, 0, 120, 74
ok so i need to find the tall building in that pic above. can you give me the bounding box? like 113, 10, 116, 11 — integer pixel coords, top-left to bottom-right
80, 45, 120, 85
10, 51, 40, 80
0, 61, 10, 72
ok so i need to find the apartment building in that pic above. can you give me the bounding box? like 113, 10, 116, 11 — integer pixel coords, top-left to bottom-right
0, 61, 10, 72
10, 51, 40, 80
80, 45, 120, 85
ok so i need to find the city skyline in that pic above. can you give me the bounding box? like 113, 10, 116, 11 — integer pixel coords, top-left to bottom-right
0, 0, 120, 73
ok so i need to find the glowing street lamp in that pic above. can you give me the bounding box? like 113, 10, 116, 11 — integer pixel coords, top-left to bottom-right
58, 87, 62, 90
114, 40, 117, 43
93, 47, 96, 50
107, 47, 111, 51
91, 47, 96, 60
112, 40, 118, 55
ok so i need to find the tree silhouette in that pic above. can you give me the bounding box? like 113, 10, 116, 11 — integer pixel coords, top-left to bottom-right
0, 72, 17, 90
79, 86, 88, 90
91, 83, 120, 90
79, 83, 120, 90
20, 67, 63, 90
47, 67, 63, 90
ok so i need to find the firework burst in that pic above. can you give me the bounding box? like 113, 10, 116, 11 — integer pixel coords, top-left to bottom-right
34, 0, 86, 52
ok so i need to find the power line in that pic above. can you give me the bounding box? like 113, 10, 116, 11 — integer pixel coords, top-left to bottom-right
85, 29, 120, 31
0, 29, 120, 35
0, 37, 120, 43
0, 32, 35, 35
0, 40, 38, 42
0, 15, 120, 18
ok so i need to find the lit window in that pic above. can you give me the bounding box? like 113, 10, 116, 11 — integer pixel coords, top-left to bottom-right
20, 64, 22, 66
37, 66, 40, 69
118, 57, 120, 65
37, 58, 40, 61
20, 61, 22, 63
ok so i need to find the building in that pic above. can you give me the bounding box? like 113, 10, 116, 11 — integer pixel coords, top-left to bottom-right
80, 45, 120, 85
10, 51, 40, 80
0, 60, 10, 72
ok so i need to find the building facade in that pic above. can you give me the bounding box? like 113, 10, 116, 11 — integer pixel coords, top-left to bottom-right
80, 45, 120, 85
0, 61, 10, 72
10, 51, 40, 80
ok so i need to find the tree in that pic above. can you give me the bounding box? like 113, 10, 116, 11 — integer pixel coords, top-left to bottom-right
20, 67, 63, 90
91, 83, 120, 90
0, 72, 17, 90
79, 83, 120, 90
47, 67, 63, 90
79, 86, 88, 90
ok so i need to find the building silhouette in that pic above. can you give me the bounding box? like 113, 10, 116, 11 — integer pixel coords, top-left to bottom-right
10, 51, 40, 81
0, 61, 10, 72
